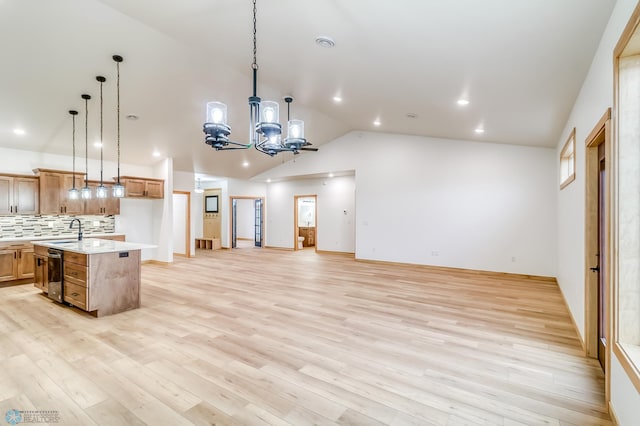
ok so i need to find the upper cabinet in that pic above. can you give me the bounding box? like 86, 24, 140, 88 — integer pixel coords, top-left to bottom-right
0, 174, 39, 215
119, 176, 164, 199
84, 181, 120, 215
33, 169, 85, 215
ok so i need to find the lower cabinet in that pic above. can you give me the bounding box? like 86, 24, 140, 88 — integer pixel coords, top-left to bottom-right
63, 252, 88, 310
33, 245, 49, 292
0, 243, 35, 282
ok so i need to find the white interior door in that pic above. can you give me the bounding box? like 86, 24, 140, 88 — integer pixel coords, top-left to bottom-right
172, 193, 188, 255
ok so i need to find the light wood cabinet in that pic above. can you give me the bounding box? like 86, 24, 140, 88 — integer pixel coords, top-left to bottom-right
84, 181, 120, 215
33, 245, 49, 293
119, 176, 164, 199
34, 169, 85, 215
299, 227, 316, 247
0, 174, 39, 215
0, 243, 35, 282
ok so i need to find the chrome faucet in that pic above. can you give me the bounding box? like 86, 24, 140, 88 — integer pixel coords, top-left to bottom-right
69, 218, 83, 241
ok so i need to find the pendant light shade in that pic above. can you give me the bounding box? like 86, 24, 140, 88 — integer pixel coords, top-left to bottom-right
112, 54, 125, 198
80, 94, 92, 200
194, 178, 204, 194
68, 110, 80, 200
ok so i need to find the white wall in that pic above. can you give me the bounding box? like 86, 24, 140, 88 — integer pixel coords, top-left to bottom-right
152, 158, 173, 263
266, 176, 356, 252
257, 132, 556, 275
554, 0, 640, 423
173, 170, 198, 256
172, 193, 187, 255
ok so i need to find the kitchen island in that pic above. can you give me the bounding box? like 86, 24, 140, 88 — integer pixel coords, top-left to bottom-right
33, 238, 153, 317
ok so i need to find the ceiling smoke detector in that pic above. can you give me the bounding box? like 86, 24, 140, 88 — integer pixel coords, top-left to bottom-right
315, 36, 335, 48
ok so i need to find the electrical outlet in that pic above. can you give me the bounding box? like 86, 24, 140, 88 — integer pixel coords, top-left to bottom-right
511, 256, 517, 262
431, 250, 439, 256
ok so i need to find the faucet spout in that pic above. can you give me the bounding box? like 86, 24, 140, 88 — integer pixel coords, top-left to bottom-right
69, 218, 83, 241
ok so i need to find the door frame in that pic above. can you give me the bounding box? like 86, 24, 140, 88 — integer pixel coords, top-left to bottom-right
172, 191, 191, 258
584, 108, 611, 400
229, 196, 265, 249
294, 194, 317, 251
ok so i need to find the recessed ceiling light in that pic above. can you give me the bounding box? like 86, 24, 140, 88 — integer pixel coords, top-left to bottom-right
328, 173, 334, 178
266, 178, 271, 183
243, 161, 249, 167
152, 150, 161, 157
333, 96, 342, 103
13, 128, 25, 135
94, 141, 103, 148
373, 120, 381, 126
475, 128, 485, 134
457, 99, 470, 106
315, 35, 335, 48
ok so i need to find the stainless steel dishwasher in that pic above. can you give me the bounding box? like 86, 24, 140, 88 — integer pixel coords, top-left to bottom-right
47, 248, 63, 303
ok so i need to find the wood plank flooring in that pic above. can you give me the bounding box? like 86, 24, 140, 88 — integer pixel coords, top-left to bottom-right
0, 247, 610, 425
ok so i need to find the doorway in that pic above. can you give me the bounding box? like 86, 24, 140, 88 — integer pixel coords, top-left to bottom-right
230, 196, 264, 249
172, 191, 191, 257
294, 195, 317, 251
585, 109, 611, 383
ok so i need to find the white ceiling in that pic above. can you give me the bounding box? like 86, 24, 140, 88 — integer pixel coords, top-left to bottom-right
0, 0, 616, 179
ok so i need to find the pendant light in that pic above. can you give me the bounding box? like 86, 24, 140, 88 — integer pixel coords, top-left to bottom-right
68, 110, 80, 200
112, 55, 125, 198
95, 76, 108, 199
80, 94, 92, 200
194, 178, 204, 194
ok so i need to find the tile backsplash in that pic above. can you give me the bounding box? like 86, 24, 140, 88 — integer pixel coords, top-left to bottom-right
0, 215, 115, 239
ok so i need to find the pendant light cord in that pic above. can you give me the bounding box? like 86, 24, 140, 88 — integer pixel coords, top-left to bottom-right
84, 96, 89, 188
116, 59, 121, 183
99, 78, 104, 185
72, 113, 76, 189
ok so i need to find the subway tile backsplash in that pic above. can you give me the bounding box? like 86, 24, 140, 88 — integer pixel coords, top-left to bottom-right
0, 215, 115, 239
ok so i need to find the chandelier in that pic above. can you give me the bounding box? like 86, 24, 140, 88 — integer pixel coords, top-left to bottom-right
202, 0, 317, 157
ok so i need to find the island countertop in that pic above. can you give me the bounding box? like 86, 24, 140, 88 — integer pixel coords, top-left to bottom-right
32, 238, 155, 255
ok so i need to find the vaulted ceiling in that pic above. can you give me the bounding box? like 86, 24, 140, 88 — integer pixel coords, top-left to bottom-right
0, 0, 616, 179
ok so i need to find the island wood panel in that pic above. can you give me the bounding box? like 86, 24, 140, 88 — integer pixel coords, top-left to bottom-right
0, 249, 611, 425
87, 250, 140, 316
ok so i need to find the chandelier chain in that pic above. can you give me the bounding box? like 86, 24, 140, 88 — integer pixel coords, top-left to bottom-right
252, 0, 257, 69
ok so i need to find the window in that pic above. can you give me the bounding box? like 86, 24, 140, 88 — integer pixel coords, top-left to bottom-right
560, 128, 576, 189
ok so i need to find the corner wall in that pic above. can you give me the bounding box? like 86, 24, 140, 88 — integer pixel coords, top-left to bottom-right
554, 0, 640, 422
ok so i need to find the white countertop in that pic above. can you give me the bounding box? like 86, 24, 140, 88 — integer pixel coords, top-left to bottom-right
33, 238, 155, 255
0, 233, 125, 243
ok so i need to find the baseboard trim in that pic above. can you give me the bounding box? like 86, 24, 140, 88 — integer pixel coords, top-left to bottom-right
316, 250, 355, 257
142, 260, 171, 266
264, 246, 294, 251
556, 279, 587, 355
354, 257, 556, 282
608, 401, 619, 426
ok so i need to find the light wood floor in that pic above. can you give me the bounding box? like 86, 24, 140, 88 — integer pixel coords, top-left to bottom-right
0, 248, 610, 425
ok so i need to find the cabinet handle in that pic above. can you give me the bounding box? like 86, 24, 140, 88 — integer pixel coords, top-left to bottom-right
71, 292, 79, 297
14, 252, 17, 259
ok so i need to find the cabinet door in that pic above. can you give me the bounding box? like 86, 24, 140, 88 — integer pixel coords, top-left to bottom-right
14, 177, 39, 214
33, 254, 47, 291
62, 174, 85, 215
145, 181, 164, 198
18, 248, 34, 279
39, 172, 63, 214
103, 184, 120, 215
0, 250, 18, 282
125, 179, 146, 197
0, 176, 11, 214
83, 182, 101, 215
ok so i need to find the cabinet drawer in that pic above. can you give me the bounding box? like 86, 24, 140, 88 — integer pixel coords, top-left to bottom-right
63, 281, 87, 310
64, 251, 87, 266
64, 262, 87, 286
